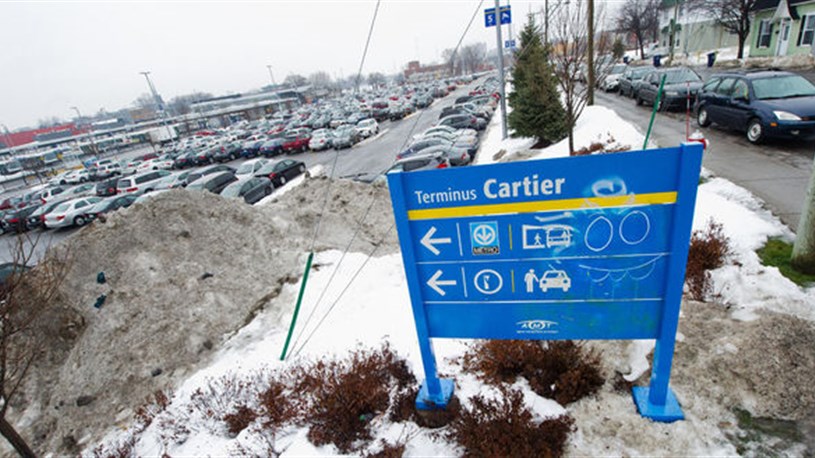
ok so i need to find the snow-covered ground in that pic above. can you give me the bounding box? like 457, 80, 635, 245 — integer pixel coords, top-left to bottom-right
87, 103, 815, 456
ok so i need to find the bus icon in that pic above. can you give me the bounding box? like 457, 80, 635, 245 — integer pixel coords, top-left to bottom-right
522, 224, 573, 249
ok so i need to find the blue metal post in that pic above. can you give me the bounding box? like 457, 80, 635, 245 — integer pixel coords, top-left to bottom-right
387, 171, 454, 409
633, 142, 703, 422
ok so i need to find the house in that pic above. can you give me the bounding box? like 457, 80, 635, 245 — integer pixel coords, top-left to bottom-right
750, 0, 815, 57
658, 0, 739, 55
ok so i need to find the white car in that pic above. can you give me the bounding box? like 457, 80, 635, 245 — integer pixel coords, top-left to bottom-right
235, 158, 269, 178
309, 130, 332, 151
43, 196, 103, 229
137, 157, 174, 171
64, 169, 90, 184
413, 125, 477, 142
356, 118, 379, 138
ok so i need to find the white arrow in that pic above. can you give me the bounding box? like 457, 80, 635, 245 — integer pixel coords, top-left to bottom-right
427, 270, 457, 296
421, 226, 452, 256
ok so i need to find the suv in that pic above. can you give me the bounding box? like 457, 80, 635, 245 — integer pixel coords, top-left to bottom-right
695, 69, 815, 143
117, 170, 171, 194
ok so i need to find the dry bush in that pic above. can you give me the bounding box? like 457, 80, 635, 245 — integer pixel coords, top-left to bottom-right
571, 142, 605, 156
257, 376, 297, 429
134, 390, 171, 429
685, 219, 730, 301
446, 387, 574, 458
188, 371, 268, 435
462, 340, 604, 405
293, 343, 415, 453
223, 404, 259, 437
364, 438, 407, 458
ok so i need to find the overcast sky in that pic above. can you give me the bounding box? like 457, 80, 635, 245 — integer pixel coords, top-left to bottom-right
0, 1, 619, 130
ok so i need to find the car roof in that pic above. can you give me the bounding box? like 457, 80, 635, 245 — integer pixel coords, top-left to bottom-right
395, 150, 445, 164
710, 69, 798, 80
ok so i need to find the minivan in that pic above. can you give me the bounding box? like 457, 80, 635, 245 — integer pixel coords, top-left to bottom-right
117, 170, 171, 194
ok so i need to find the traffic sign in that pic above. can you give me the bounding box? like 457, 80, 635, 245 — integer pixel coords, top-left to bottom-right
505, 39, 516, 49
388, 143, 704, 421
484, 5, 511, 27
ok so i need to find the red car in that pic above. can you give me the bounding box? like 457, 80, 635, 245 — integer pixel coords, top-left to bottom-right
282, 131, 311, 154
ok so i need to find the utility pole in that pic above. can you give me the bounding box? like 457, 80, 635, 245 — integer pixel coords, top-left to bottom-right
669, 0, 680, 64
0, 124, 13, 152
494, 0, 508, 140
139, 71, 175, 150
544, 0, 549, 46
71, 106, 98, 157
587, 0, 595, 106
266, 64, 276, 87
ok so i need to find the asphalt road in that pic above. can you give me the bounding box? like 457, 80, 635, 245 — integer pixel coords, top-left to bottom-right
0, 82, 477, 264
594, 88, 814, 231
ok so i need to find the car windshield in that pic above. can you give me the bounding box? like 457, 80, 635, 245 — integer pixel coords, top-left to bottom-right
53, 201, 72, 212
664, 69, 701, 84
220, 181, 245, 197
236, 162, 256, 174
752, 75, 815, 100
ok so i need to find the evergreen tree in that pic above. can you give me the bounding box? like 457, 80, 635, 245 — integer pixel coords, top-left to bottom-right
508, 15, 567, 146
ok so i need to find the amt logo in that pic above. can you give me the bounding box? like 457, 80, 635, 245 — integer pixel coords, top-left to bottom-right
516, 320, 558, 334
470, 221, 499, 255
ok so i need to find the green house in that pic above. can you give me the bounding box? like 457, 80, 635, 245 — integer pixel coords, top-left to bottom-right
750, 0, 815, 57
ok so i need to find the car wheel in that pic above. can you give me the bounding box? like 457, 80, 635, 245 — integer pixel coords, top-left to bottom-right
264, 186, 272, 196
298, 164, 306, 173
74, 216, 86, 227
657, 98, 665, 112
747, 118, 764, 144
697, 106, 711, 127
279, 176, 287, 185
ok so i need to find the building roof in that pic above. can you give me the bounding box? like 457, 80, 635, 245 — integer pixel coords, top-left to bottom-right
754, 0, 815, 12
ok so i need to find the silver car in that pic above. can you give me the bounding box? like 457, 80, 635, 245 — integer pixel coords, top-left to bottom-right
43, 196, 103, 229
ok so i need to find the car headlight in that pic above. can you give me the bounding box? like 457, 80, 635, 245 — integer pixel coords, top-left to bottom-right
774, 111, 802, 121
665, 91, 680, 97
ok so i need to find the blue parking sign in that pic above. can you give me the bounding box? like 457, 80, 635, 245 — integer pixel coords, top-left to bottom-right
388, 143, 704, 421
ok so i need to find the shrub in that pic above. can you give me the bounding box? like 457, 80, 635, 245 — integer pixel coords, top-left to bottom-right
446, 387, 574, 457
686, 220, 730, 300
257, 377, 297, 429
294, 343, 415, 453
461, 340, 604, 406
223, 405, 258, 437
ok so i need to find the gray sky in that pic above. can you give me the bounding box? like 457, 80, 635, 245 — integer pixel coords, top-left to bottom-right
0, 1, 616, 130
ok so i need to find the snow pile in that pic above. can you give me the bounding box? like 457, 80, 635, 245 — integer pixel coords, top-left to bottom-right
476, 105, 652, 165
20, 176, 397, 455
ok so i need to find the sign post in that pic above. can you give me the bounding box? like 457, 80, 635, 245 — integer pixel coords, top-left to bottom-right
387, 144, 703, 421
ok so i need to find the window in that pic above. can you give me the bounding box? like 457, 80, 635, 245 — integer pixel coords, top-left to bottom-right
732, 80, 749, 99
757, 20, 772, 48
714, 78, 737, 96
798, 15, 815, 46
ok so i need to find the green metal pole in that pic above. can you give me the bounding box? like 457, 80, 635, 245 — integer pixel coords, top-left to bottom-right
643, 74, 667, 150
280, 251, 314, 361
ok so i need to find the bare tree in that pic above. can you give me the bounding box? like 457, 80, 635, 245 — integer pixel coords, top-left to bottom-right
36, 117, 64, 129
284, 74, 308, 88
168, 92, 213, 116
0, 234, 71, 457
460, 43, 488, 74
616, 0, 660, 59
687, 0, 758, 59
367, 72, 387, 88
306, 71, 331, 90
550, 0, 592, 153
442, 48, 463, 76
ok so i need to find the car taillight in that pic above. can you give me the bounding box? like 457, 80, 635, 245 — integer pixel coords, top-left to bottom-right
9, 218, 18, 224
437, 162, 448, 169
126, 187, 137, 193
270, 172, 278, 179
57, 215, 65, 221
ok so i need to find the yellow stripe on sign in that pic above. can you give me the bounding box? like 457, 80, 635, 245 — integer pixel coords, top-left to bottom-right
407, 192, 677, 221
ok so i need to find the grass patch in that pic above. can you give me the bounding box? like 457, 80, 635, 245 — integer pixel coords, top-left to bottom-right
757, 238, 815, 287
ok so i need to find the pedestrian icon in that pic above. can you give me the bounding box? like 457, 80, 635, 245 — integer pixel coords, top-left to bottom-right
524, 269, 538, 293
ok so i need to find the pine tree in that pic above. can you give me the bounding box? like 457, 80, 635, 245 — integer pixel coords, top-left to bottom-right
508, 15, 567, 147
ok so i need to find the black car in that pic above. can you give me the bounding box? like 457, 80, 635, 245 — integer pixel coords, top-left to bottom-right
212, 142, 243, 162
186, 171, 238, 194
619, 66, 652, 98
184, 165, 237, 186
26, 199, 70, 230
254, 159, 306, 187
2, 204, 42, 233
241, 139, 266, 158
438, 114, 487, 131
173, 151, 198, 169
96, 178, 120, 197
193, 146, 219, 166
694, 70, 815, 144
220, 177, 273, 204
636, 67, 703, 110
85, 194, 139, 221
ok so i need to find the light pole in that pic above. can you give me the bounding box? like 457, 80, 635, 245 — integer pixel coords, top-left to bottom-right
71, 106, 98, 157
494, 0, 508, 140
266, 65, 276, 87
139, 71, 175, 150
0, 123, 13, 152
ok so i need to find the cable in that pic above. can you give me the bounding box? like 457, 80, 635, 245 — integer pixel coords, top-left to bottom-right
447, 1, 485, 74
354, 0, 382, 94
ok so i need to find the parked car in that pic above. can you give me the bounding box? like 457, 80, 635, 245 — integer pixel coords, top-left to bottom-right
26, 198, 69, 231
184, 165, 236, 186
259, 138, 285, 157
309, 129, 333, 151
89, 162, 123, 180
356, 118, 379, 138
212, 142, 243, 162
235, 158, 269, 178
117, 170, 171, 194
36, 185, 68, 203
220, 177, 274, 204
43, 196, 103, 229
636, 67, 703, 110
186, 171, 238, 194
95, 178, 120, 197
84, 194, 140, 222
282, 131, 311, 154
386, 150, 451, 174
241, 139, 266, 158
619, 66, 652, 98
601, 63, 628, 92
63, 169, 91, 184
173, 151, 198, 169
154, 171, 193, 190
332, 126, 361, 149
63, 183, 97, 199
695, 69, 815, 144
2, 204, 43, 233
254, 159, 306, 187
437, 114, 487, 131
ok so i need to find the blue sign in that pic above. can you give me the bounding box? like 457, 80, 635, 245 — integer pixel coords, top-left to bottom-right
387, 143, 704, 421
484, 5, 511, 28
505, 39, 516, 49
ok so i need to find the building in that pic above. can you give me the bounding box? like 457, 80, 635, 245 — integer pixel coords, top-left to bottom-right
750, 0, 815, 57
0, 123, 87, 149
658, 0, 739, 56
404, 61, 451, 81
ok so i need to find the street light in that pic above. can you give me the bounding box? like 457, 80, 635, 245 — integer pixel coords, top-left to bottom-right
139, 71, 175, 150
0, 123, 13, 151
266, 64, 276, 87
70, 106, 98, 157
